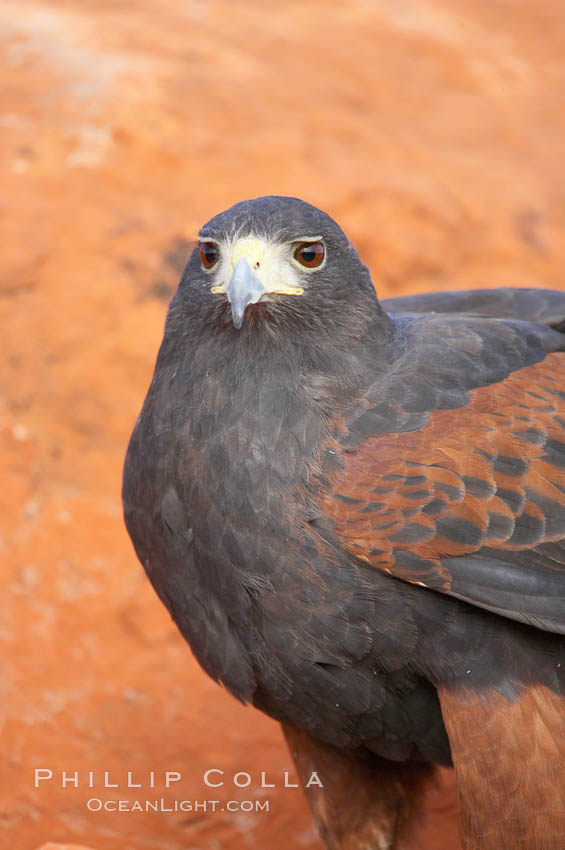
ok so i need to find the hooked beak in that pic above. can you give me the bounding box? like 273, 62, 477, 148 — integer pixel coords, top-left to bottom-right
225, 259, 266, 330
209, 238, 305, 329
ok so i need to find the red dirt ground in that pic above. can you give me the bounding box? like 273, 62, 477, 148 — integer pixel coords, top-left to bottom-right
2, 2, 565, 848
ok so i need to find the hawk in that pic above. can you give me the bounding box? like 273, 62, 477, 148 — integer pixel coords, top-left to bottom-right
123, 197, 565, 849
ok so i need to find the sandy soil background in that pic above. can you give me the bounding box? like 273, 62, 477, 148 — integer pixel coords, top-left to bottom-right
2, 1, 565, 848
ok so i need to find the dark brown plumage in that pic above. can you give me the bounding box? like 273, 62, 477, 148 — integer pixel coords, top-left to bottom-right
123, 197, 565, 849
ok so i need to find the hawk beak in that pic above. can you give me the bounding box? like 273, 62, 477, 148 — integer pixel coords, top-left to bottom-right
225, 258, 266, 330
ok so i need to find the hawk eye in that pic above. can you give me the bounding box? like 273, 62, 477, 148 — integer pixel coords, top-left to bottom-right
199, 242, 219, 270
293, 241, 325, 269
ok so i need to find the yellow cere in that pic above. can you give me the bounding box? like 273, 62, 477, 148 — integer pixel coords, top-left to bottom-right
210, 236, 304, 297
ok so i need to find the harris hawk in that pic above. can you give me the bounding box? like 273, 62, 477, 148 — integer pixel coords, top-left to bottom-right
122, 197, 565, 850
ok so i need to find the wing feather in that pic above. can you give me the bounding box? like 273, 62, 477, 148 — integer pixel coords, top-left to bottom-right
320, 336, 565, 632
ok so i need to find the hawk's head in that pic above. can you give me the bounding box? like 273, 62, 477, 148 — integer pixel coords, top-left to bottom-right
176, 196, 378, 333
